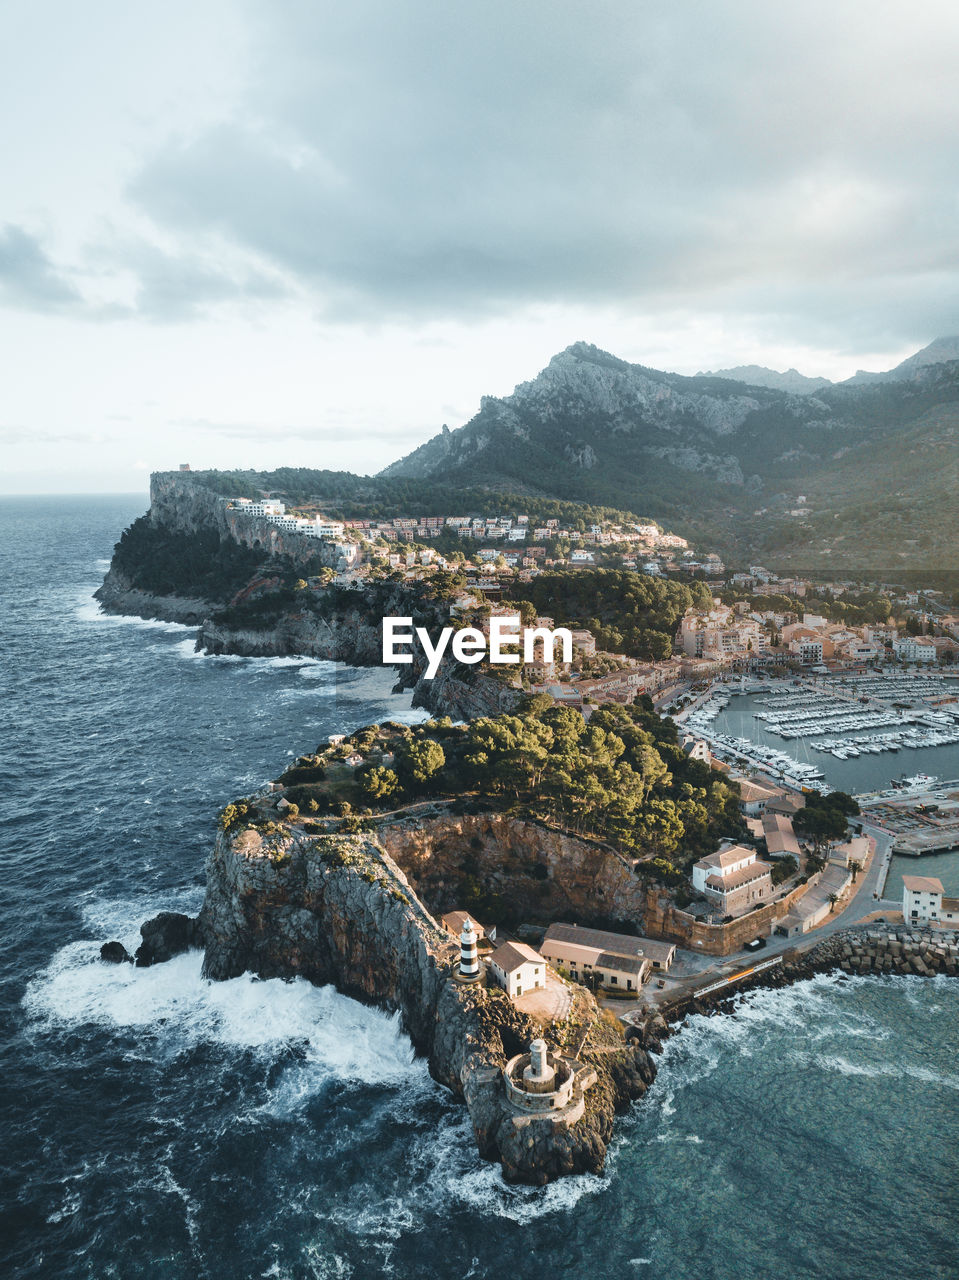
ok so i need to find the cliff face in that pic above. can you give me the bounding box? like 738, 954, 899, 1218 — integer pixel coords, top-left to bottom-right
372, 809, 646, 929
148, 472, 341, 570
199, 820, 655, 1184
198, 612, 523, 720
94, 473, 525, 719
94, 472, 338, 624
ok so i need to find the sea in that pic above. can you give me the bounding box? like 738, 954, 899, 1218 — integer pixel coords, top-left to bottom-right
1, 495, 957, 1280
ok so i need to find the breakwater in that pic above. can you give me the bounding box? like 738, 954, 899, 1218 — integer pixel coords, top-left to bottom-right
656, 924, 958, 1027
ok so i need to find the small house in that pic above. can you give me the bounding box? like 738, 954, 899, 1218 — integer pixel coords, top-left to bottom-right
488, 942, 546, 999
441, 910, 495, 944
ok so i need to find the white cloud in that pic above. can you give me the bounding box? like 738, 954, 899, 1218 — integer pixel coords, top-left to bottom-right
1, 1, 958, 490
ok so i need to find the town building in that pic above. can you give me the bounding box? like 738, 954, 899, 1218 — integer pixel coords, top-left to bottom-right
691, 844, 774, 917
737, 779, 787, 817
894, 638, 937, 663
541, 922, 675, 993
762, 812, 802, 859
902, 876, 959, 926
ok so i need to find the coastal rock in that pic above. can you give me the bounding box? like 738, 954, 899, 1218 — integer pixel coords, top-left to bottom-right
135, 911, 202, 967
196, 818, 654, 1184
94, 568, 212, 626
99, 940, 132, 964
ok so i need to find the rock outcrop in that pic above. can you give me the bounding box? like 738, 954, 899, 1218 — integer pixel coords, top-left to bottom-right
371, 807, 647, 929
196, 815, 655, 1184
93, 471, 524, 721
135, 911, 203, 967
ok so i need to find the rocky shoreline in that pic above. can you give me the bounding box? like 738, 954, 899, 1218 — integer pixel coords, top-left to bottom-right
91, 788, 956, 1177
95, 564, 523, 722
106, 813, 657, 1186
103, 792, 958, 1189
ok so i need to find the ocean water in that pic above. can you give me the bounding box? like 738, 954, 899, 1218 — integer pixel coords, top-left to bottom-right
1, 496, 958, 1280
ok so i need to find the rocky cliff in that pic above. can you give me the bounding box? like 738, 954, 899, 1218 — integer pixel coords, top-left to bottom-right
94, 472, 524, 720
371, 808, 646, 929
94, 472, 340, 624
198, 815, 656, 1184
147, 471, 342, 570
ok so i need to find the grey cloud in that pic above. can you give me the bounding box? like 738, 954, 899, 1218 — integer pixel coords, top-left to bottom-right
128, 242, 289, 322
0, 224, 83, 311
81, 235, 291, 322
123, 1, 959, 343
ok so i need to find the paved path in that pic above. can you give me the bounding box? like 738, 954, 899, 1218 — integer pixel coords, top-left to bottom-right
637, 826, 903, 1009
514, 973, 572, 1021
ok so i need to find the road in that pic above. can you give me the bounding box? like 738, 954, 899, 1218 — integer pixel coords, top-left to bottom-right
633, 825, 901, 1009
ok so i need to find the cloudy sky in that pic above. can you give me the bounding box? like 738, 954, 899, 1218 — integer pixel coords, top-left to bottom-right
3, 0, 958, 493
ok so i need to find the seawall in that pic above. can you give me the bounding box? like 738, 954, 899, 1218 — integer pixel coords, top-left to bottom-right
659, 924, 959, 1023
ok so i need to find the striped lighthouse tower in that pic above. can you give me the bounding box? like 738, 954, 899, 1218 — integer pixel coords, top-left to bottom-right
459, 917, 480, 980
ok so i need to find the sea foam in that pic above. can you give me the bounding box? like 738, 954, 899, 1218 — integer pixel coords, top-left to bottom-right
23, 896, 424, 1094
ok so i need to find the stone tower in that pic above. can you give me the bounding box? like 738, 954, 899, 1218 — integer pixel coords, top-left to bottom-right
522, 1038, 557, 1092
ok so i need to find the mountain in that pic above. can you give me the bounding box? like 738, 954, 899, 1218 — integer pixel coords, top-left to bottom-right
697, 364, 832, 395
382, 340, 959, 570
842, 336, 959, 386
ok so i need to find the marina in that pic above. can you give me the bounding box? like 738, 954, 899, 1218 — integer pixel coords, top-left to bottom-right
682, 671, 959, 798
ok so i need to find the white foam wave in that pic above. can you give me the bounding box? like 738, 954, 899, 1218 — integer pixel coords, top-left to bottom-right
77, 889, 204, 952
804, 1052, 959, 1090
438, 1122, 608, 1221
24, 929, 424, 1092
74, 596, 194, 632
173, 642, 341, 678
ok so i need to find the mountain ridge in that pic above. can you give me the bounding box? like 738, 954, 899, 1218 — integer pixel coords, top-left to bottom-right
380, 339, 959, 568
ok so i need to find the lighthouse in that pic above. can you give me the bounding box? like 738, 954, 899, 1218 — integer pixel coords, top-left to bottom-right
459, 916, 481, 980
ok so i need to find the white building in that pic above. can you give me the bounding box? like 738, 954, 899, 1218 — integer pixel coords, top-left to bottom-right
790, 638, 824, 665
244, 499, 286, 517
902, 875, 959, 926
894, 638, 936, 663
314, 519, 346, 538
682, 736, 711, 763
487, 942, 546, 999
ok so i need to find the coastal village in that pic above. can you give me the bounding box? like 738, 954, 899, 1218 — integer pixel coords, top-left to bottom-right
93, 469, 959, 1190
185, 480, 959, 1014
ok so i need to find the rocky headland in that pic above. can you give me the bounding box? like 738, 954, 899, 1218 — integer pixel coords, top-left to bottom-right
104, 786, 959, 1186
124, 808, 657, 1186
94, 472, 523, 720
